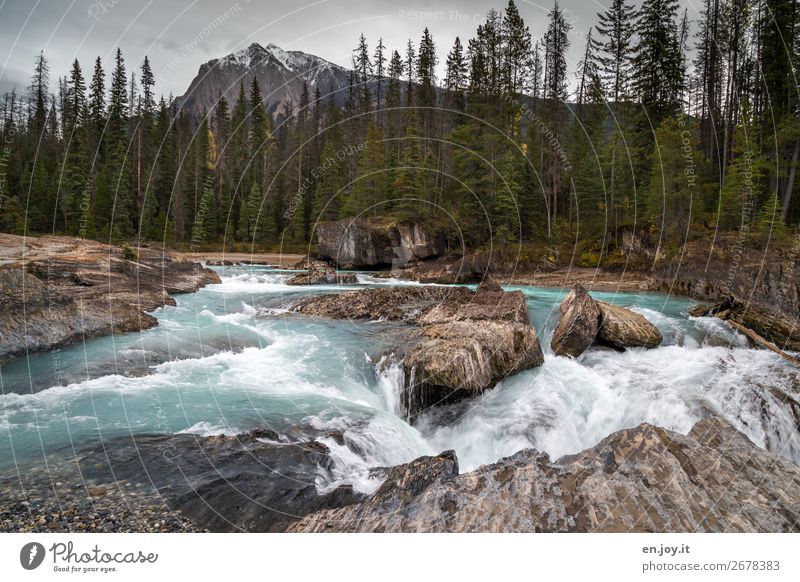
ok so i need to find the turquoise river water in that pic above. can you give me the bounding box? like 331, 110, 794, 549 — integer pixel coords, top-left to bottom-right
1, 266, 798, 494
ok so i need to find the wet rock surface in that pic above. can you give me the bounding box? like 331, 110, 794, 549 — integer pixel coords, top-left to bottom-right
295, 285, 544, 416
0, 428, 363, 533
550, 284, 600, 357
286, 255, 358, 285
0, 234, 220, 364
285, 270, 358, 285
289, 417, 800, 532
690, 298, 800, 353
294, 286, 474, 321
551, 284, 662, 357
596, 300, 663, 349
3, 417, 798, 533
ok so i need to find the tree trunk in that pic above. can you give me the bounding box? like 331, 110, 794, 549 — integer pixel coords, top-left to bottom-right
782, 139, 799, 221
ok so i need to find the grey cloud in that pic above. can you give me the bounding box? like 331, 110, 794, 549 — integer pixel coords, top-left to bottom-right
0, 0, 699, 100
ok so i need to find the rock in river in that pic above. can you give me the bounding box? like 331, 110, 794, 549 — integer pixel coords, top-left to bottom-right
596, 300, 663, 349
550, 284, 662, 357
294, 285, 544, 417
285, 258, 358, 286
550, 284, 600, 357
288, 416, 800, 532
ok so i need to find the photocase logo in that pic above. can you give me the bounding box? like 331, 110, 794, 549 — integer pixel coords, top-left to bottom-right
20, 542, 46, 570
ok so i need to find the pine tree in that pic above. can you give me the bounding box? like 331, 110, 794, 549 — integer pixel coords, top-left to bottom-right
543, 0, 572, 225
393, 112, 427, 220
416, 28, 437, 108
29, 51, 49, 137
595, 0, 637, 103
647, 116, 704, 243
61, 59, 88, 233
313, 129, 347, 221
444, 37, 468, 111
495, 147, 523, 241
530, 41, 543, 102
152, 97, 177, 242
249, 76, 271, 194
136, 56, 157, 237
229, 82, 249, 231
501, 0, 532, 96
633, 0, 684, 122
754, 192, 787, 240
718, 103, 766, 230
353, 33, 372, 115
373, 38, 386, 123
87, 56, 106, 171
101, 47, 133, 239
404, 39, 416, 106
345, 123, 386, 217
213, 94, 232, 242
450, 119, 495, 243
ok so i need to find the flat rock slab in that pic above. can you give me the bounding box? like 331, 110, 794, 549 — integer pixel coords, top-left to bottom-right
0, 234, 220, 364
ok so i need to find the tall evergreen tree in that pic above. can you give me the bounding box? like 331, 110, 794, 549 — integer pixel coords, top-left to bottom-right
633, 0, 685, 122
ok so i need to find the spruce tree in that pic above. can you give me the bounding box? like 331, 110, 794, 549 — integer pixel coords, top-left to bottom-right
633, 0, 684, 122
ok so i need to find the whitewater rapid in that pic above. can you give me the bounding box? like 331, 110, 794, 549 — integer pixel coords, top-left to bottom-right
1, 266, 798, 494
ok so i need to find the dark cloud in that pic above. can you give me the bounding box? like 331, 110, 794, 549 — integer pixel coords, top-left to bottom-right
0, 0, 699, 100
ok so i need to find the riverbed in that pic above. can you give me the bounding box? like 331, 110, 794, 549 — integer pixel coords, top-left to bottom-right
1, 265, 799, 499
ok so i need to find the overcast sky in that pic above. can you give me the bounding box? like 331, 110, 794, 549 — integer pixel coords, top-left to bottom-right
0, 0, 701, 99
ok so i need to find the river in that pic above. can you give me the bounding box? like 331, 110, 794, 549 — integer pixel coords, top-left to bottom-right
1, 265, 798, 495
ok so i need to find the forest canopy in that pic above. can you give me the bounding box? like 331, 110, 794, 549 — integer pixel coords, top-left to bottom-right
0, 0, 798, 261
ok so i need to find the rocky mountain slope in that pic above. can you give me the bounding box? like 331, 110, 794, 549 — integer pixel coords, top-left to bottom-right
175, 42, 351, 119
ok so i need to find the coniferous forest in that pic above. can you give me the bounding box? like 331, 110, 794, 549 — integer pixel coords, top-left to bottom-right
1, 0, 798, 261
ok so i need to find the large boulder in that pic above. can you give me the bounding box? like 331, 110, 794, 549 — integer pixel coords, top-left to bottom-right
288, 417, 800, 532
550, 285, 662, 356
550, 284, 600, 357
295, 286, 544, 416
315, 219, 446, 269
394, 222, 446, 262
316, 219, 393, 268
402, 320, 544, 414
596, 300, 663, 349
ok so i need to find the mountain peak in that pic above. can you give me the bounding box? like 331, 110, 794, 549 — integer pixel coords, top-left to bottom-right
177, 42, 350, 118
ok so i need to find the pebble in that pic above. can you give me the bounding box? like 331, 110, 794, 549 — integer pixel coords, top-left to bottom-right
0, 477, 204, 533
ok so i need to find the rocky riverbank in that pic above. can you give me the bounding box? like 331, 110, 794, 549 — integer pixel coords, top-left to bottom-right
0, 234, 220, 364
4, 416, 796, 533
289, 417, 800, 533
0, 478, 203, 533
